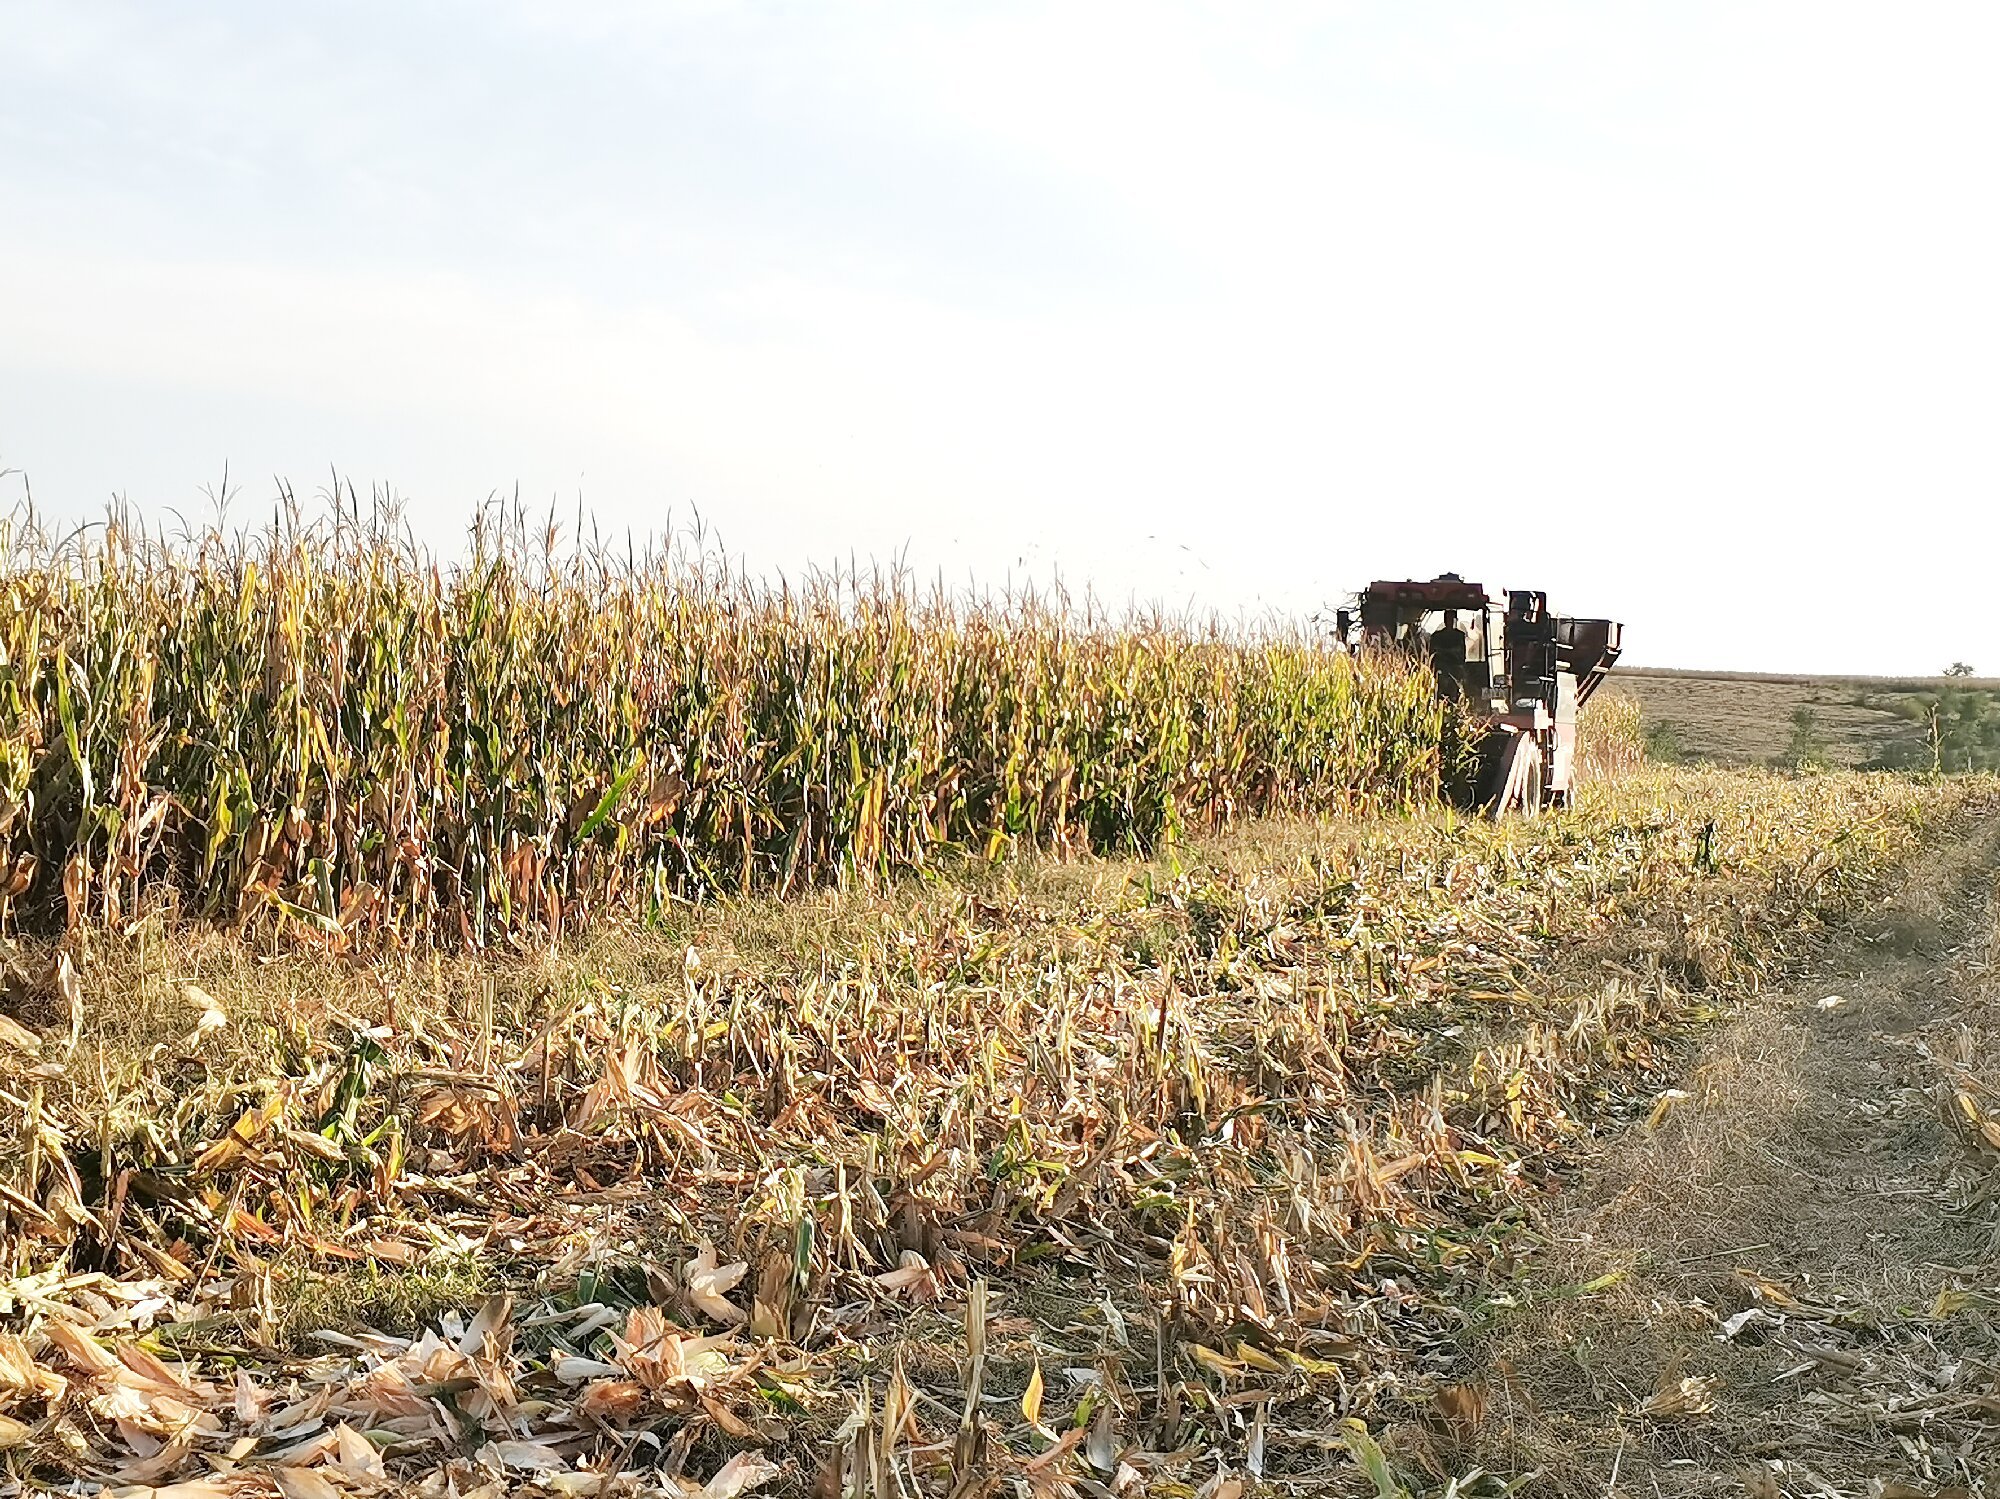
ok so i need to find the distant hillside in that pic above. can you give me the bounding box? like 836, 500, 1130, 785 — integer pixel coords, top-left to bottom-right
1611, 668, 2000, 771
1616, 666, 2000, 693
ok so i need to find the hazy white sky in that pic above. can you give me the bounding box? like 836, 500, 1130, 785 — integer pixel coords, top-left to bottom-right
3, 1, 1996, 672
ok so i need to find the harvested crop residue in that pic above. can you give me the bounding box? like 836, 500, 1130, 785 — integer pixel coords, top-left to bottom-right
0, 770, 1988, 1495
1468, 799, 2000, 1496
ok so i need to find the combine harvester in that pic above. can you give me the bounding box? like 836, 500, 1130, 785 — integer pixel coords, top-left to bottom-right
1338, 574, 1623, 814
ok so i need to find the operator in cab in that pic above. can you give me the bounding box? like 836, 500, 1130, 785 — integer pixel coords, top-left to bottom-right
1428, 610, 1468, 697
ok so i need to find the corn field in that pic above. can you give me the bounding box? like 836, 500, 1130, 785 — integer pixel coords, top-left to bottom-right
0, 508, 1446, 944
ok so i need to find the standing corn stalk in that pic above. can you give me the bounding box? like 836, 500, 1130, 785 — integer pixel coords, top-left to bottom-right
0, 505, 1446, 945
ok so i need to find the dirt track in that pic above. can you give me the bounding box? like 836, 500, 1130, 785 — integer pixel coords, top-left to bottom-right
1475, 807, 2000, 1496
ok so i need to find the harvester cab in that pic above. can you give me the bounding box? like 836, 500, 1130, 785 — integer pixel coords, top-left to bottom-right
1336, 574, 1623, 813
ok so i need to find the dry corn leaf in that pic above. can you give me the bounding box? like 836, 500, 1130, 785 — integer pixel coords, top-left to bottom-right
1437, 1381, 1485, 1439
0, 1330, 68, 1400
685, 1243, 748, 1326
42, 1318, 122, 1378
1637, 1373, 1721, 1419
331, 1421, 386, 1477
193, 1093, 287, 1174
553, 1355, 623, 1385
1084, 1398, 1117, 1474
575, 1380, 645, 1421
1185, 1343, 1242, 1378
482, 1438, 567, 1471
274, 1468, 346, 1499
1024, 1427, 1085, 1475
874, 1249, 940, 1303
54, 953, 82, 1047
179, 985, 228, 1046
701, 1453, 782, 1499
1645, 1088, 1691, 1129
1736, 1271, 1799, 1309
698, 1391, 757, 1441
0, 1012, 40, 1054
129, 1480, 239, 1499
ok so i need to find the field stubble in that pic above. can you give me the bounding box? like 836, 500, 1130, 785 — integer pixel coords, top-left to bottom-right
1471, 785, 2000, 1495
0, 762, 1981, 1497
1613, 670, 2000, 771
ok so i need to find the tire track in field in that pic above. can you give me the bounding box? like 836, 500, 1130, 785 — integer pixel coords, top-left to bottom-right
1470, 807, 2000, 1498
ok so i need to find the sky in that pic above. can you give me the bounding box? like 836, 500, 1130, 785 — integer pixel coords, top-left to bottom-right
2, 1, 1997, 673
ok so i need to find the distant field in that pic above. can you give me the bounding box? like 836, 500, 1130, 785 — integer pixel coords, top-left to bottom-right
1612, 667, 2000, 768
